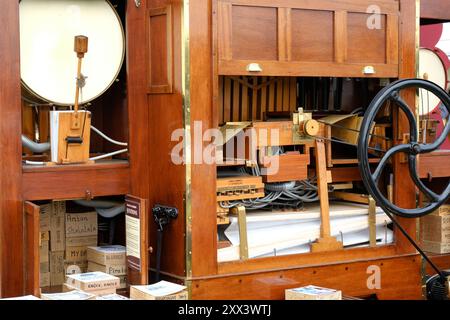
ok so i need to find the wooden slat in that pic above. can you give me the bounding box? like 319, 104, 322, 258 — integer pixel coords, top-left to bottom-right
233, 77, 240, 121
268, 78, 276, 112
260, 77, 267, 119
277, 8, 291, 61
276, 78, 283, 111
224, 77, 232, 122
283, 77, 290, 111
289, 77, 297, 111
252, 77, 258, 119
219, 60, 399, 77
334, 11, 348, 63
241, 79, 249, 121
219, 76, 224, 124
218, 2, 232, 60
386, 14, 399, 65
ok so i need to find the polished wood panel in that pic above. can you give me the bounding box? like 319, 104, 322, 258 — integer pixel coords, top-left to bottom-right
192, 255, 422, 300
347, 13, 387, 64
24, 202, 40, 297
393, 0, 419, 254
22, 162, 130, 201
148, 5, 174, 94
291, 10, 334, 62
231, 5, 278, 61
146, 0, 186, 278
0, 0, 24, 297
419, 152, 450, 179
425, 253, 450, 275
190, 0, 218, 277
421, 0, 450, 21
216, 0, 399, 77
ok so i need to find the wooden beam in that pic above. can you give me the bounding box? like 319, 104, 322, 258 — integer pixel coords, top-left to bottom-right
0, 0, 24, 297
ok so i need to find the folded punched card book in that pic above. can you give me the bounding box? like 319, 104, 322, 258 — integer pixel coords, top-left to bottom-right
50, 110, 91, 164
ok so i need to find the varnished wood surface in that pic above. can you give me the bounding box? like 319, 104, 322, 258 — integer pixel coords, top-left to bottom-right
419, 152, 450, 179
190, 0, 218, 277
393, 0, 418, 255
24, 202, 40, 297
217, 0, 399, 77
145, 0, 186, 277
218, 245, 400, 275
22, 162, 130, 201
421, 0, 450, 21
0, 0, 24, 297
191, 255, 422, 300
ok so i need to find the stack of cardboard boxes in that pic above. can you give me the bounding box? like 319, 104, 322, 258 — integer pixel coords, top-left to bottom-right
87, 245, 127, 289
64, 210, 98, 278
49, 201, 66, 286
39, 204, 51, 288
421, 205, 450, 254
38, 200, 99, 289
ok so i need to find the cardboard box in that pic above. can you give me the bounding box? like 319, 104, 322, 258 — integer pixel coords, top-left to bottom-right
40, 203, 51, 232
63, 283, 117, 296
65, 262, 88, 278
40, 231, 50, 244
66, 272, 120, 292
66, 235, 97, 248
41, 290, 96, 300
39, 241, 49, 263
40, 272, 50, 288
40, 261, 50, 273
285, 285, 342, 300
50, 251, 65, 286
65, 246, 88, 263
87, 245, 126, 266
119, 275, 127, 289
422, 240, 450, 254
50, 201, 66, 252
130, 281, 187, 300
65, 212, 97, 238
421, 215, 450, 243
96, 293, 129, 300
88, 261, 127, 276
432, 205, 450, 217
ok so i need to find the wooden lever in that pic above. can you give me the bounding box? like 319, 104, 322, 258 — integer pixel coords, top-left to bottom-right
72, 35, 88, 129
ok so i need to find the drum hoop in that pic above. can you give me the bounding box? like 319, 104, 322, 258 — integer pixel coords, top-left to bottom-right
420, 47, 448, 89
20, 0, 126, 107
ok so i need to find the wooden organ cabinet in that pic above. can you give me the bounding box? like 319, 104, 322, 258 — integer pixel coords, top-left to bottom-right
0, 0, 448, 299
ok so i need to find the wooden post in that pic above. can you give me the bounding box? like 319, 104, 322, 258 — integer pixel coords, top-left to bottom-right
232, 206, 249, 260
368, 196, 377, 247
311, 139, 343, 252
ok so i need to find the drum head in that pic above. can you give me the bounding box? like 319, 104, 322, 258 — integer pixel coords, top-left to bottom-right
20, 0, 125, 106
418, 48, 448, 116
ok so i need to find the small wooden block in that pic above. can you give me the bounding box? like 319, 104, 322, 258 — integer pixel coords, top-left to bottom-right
311, 236, 343, 253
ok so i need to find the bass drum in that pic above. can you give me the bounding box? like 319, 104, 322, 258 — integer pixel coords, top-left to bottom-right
20, 0, 125, 106
418, 47, 448, 116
